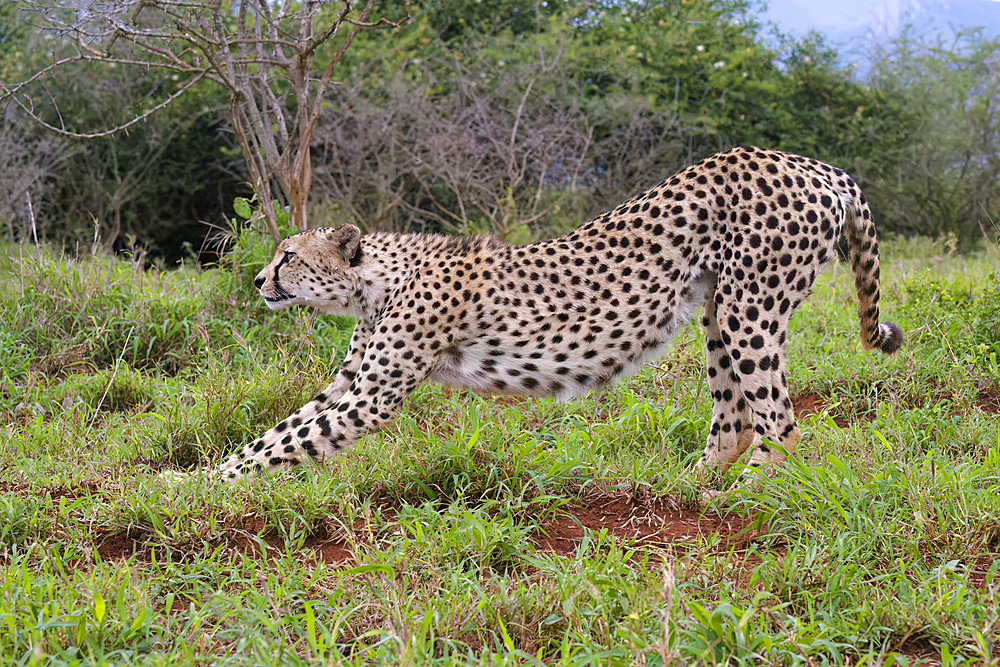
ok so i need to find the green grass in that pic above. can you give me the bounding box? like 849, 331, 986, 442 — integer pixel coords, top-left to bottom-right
1, 233, 999, 666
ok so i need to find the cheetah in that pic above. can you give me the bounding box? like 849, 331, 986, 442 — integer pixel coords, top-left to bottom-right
218, 146, 902, 483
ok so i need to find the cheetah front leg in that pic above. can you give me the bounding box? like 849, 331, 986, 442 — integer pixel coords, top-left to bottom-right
214, 320, 373, 479
304, 320, 375, 410
219, 331, 432, 480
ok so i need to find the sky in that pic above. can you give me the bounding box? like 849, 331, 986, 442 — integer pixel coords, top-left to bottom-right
759, 0, 1000, 62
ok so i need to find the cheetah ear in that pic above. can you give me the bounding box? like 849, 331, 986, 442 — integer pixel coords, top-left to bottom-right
328, 224, 362, 264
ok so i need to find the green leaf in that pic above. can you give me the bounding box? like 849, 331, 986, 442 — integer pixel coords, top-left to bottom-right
340, 564, 394, 576
233, 197, 253, 219
273, 200, 289, 226
93, 591, 105, 626
125, 605, 147, 638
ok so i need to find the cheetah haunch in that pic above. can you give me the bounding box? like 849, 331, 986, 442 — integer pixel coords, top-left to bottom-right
221, 146, 902, 482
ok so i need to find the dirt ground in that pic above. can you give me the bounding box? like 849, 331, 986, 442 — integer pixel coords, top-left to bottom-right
88, 488, 949, 664
793, 384, 1000, 428
15, 382, 999, 666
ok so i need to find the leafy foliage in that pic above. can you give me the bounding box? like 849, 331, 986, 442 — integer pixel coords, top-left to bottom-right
863, 28, 1000, 244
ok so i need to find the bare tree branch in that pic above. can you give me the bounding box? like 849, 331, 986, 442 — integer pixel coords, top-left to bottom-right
5, 0, 411, 240
5, 69, 208, 139
312, 54, 595, 240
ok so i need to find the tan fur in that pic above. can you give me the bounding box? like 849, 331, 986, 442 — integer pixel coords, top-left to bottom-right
219, 146, 902, 481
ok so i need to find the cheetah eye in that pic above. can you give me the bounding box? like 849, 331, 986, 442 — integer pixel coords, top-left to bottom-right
284, 251, 296, 260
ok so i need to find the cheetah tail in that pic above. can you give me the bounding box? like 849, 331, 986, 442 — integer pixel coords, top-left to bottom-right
844, 194, 903, 354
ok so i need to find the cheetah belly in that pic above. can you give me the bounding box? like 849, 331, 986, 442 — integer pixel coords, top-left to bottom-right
428, 342, 520, 396
427, 270, 717, 402
427, 341, 576, 400
428, 329, 670, 402
427, 345, 600, 402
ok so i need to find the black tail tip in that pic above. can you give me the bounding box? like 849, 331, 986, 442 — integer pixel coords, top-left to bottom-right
877, 322, 904, 354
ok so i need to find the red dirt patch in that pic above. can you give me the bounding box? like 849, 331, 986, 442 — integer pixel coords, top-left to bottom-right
91, 492, 762, 570
304, 533, 355, 562
0, 481, 28, 495
94, 514, 366, 564
0, 480, 105, 501
974, 385, 1000, 414
967, 555, 996, 589
895, 637, 941, 665
916, 539, 999, 590
793, 380, 1000, 428
535, 492, 758, 556
97, 527, 150, 560
791, 393, 850, 427
532, 492, 769, 589
47, 481, 104, 501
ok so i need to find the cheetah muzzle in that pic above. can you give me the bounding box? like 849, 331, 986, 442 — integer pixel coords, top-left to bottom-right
218, 146, 902, 486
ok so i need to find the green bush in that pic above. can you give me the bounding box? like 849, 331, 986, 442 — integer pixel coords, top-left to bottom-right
896, 269, 1000, 373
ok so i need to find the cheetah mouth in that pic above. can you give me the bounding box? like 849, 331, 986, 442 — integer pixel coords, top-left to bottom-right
261, 296, 287, 311
262, 284, 295, 309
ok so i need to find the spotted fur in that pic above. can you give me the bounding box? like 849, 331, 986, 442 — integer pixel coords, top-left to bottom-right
218, 146, 902, 481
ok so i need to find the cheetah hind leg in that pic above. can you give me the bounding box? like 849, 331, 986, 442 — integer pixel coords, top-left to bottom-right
734, 421, 802, 488
693, 287, 755, 488
732, 327, 802, 488
693, 286, 803, 495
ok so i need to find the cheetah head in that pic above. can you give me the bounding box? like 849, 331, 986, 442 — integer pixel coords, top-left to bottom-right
254, 224, 363, 314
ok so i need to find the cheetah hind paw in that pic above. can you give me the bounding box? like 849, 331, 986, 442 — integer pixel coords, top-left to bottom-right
157, 467, 230, 486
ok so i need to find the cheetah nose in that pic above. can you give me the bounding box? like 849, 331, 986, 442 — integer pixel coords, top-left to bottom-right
254, 275, 265, 289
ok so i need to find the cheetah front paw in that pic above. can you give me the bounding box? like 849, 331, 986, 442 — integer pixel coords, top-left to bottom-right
158, 469, 195, 486
157, 466, 236, 486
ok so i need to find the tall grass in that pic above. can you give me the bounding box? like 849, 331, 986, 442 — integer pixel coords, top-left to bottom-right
0, 234, 998, 665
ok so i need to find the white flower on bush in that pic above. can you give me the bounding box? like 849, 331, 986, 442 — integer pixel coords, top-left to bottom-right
713, 61, 725, 68
696, 44, 704, 51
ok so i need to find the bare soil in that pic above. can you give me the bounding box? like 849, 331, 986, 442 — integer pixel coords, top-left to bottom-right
92, 491, 762, 567
791, 392, 851, 427
4, 479, 963, 663
94, 515, 363, 564
974, 383, 1000, 414
791, 382, 1000, 428
895, 638, 943, 666
533, 491, 758, 556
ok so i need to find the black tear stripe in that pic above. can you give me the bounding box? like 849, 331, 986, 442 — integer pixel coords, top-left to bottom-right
273, 252, 294, 285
